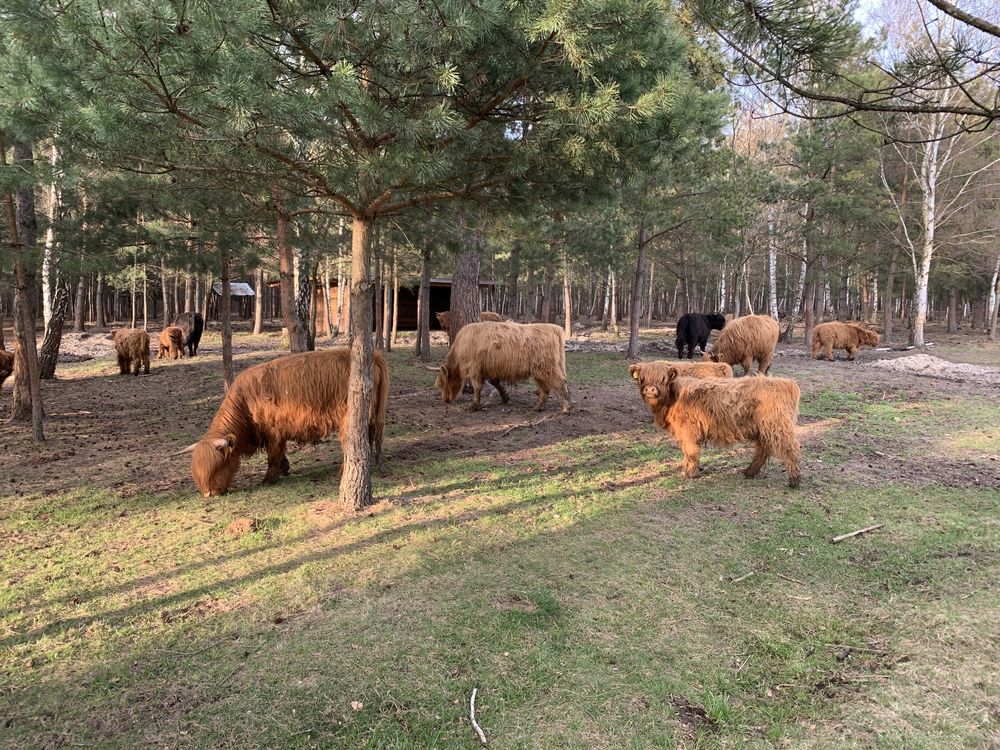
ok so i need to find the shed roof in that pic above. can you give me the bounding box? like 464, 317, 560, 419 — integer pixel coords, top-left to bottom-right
212, 282, 256, 296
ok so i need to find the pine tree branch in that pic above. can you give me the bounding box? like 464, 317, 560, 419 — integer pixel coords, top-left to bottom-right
923, 0, 1000, 39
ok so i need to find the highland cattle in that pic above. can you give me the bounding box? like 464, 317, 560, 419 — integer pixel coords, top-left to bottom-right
633, 364, 801, 487
435, 321, 572, 414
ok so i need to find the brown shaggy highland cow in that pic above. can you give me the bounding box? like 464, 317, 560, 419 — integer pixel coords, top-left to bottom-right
180, 349, 389, 497
811, 321, 880, 361
0, 349, 13, 389
629, 360, 734, 383
435, 310, 504, 331
708, 314, 780, 376
157, 326, 186, 360
112, 328, 151, 376
634, 365, 801, 487
436, 321, 572, 413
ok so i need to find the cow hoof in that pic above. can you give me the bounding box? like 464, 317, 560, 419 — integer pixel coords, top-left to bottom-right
788, 476, 801, 489
262, 474, 282, 485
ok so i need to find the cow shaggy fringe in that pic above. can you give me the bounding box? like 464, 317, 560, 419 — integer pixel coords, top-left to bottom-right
435, 310, 504, 331
0, 349, 13, 389
630, 359, 733, 383
113, 328, 150, 376
708, 315, 780, 376
436, 321, 572, 414
811, 321, 880, 361
157, 326, 185, 360
190, 349, 389, 497
633, 365, 801, 487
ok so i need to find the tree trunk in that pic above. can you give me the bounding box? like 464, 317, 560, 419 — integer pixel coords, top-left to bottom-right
562, 254, 572, 337
220, 241, 234, 389
160, 257, 171, 327
416, 246, 431, 358
645, 259, 655, 328
449, 214, 483, 344
184, 273, 194, 312
947, 285, 958, 333
601, 266, 611, 331
142, 265, 148, 330
627, 221, 648, 359
987, 253, 1000, 342
253, 266, 265, 335
322, 258, 334, 337
338, 215, 377, 511
768, 222, 779, 320
539, 266, 553, 323
274, 188, 310, 352
38, 285, 69, 379
73, 268, 86, 332
173, 270, 181, 322
95, 271, 106, 329
524, 265, 536, 320
41, 143, 60, 332
390, 252, 399, 345
507, 242, 521, 319
610, 271, 619, 336
4, 139, 45, 439
374, 230, 384, 351
804, 281, 817, 348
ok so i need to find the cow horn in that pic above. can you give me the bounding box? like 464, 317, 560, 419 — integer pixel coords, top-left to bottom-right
171, 442, 198, 455
420, 363, 439, 372
211, 438, 230, 449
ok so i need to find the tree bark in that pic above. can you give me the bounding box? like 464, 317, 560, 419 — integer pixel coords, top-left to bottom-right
987, 253, 1000, 342
161, 257, 171, 327
449, 214, 483, 344
95, 271, 106, 329
273, 187, 310, 352
507, 242, 521, 320
804, 281, 817, 348
253, 266, 265, 335
38, 285, 69, 379
390, 251, 399, 346
610, 270, 619, 336
539, 265, 553, 323
322, 258, 334, 337
600, 266, 611, 331
947, 285, 958, 333
339, 215, 377, 511
416, 246, 431, 358
41, 143, 60, 332
4, 138, 45, 439
627, 221, 648, 359
374, 229, 384, 351
563, 254, 572, 337
73, 268, 86, 332
220, 241, 234, 389
645, 258, 655, 328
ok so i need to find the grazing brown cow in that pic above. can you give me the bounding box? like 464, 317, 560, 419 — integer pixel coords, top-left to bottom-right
0, 349, 13, 389
180, 349, 389, 497
435, 310, 504, 331
435, 321, 572, 414
157, 326, 186, 360
629, 360, 733, 383
811, 321, 880, 361
708, 314, 780, 376
633, 365, 801, 487
112, 328, 151, 376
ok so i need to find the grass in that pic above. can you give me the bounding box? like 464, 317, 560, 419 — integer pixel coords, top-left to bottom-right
1, 347, 998, 749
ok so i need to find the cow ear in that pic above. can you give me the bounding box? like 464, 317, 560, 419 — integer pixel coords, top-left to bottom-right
666, 368, 678, 384
628, 364, 641, 380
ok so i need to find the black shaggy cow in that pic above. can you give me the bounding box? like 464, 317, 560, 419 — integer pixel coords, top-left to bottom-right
173, 312, 204, 357
675, 312, 726, 359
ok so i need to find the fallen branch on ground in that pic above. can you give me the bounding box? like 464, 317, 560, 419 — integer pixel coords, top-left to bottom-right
730, 571, 755, 584
470, 687, 487, 746
776, 573, 806, 585
499, 416, 552, 437
831, 524, 884, 543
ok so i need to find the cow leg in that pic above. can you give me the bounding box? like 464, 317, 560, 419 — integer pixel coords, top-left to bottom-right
264, 441, 289, 483
132, 357, 140, 376
143, 352, 150, 375
743, 442, 770, 478
783, 441, 801, 488
676, 340, 684, 359
824, 342, 834, 361
489, 379, 510, 404
533, 381, 550, 411
811, 338, 821, 359
847, 346, 857, 361
679, 439, 701, 478
758, 352, 773, 376
118, 355, 128, 375
741, 356, 754, 376
556, 380, 572, 415
469, 380, 484, 411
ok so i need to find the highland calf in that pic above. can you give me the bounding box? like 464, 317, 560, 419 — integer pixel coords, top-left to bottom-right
629, 359, 733, 383
179, 349, 389, 497
708, 314, 780, 376
0, 349, 13, 389
173, 312, 204, 357
633, 365, 801, 487
435, 310, 504, 331
435, 321, 572, 414
157, 326, 186, 360
811, 321, 880, 361
675, 312, 726, 359
112, 328, 151, 376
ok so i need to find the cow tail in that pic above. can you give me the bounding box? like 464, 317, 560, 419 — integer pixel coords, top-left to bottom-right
369, 355, 389, 463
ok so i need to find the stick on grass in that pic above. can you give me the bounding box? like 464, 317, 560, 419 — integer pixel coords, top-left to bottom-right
470, 687, 487, 746
831, 524, 884, 543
